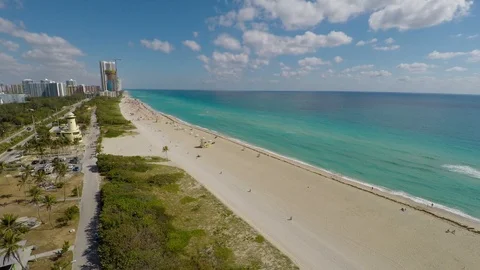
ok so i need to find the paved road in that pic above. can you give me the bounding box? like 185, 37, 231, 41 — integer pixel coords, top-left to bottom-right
0, 99, 89, 161
0, 126, 32, 145
29, 245, 75, 260
0, 134, 34, 163
0, 99, 86, 145
73, 109, 101, 270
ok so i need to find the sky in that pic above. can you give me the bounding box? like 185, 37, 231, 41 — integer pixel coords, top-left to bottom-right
0, 0, 479, 94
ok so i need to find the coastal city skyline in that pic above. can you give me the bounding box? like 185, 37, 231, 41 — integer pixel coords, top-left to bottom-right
0, 58, 122, 102
0, 0, 479, 94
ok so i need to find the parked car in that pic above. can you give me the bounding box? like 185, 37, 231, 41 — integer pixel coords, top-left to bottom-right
73, 167, 80, 172
31, 160, 39, 165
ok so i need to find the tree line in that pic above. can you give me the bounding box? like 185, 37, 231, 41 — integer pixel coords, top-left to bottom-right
0, 94, 86, 138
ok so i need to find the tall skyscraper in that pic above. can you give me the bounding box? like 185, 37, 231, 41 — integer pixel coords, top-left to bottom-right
66, 79, 77, 87
46, 82, 65, 97
23, 79, 44, 97
99, 61, 116, 91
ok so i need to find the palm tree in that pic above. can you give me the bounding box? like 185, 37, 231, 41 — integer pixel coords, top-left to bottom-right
28, 186, 43, 222
34, 169, 46, 184
0, 213, 19, 233
43, 195, 56, 228
162, 146, 169, 160
0, 230, 27, 270
54, 163, 68, 202
17, 174, 29, 201
35, 143, 46, 159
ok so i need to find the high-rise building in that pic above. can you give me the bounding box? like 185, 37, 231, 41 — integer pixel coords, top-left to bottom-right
116, 77, 122, 91
6, 84, 24, 94
66, 79, 77, 87
46, 82, 65, 97
23, 79, 44, 97
99, 61, 117, 91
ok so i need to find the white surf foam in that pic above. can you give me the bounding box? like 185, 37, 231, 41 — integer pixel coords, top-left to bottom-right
134, 97, 480, 223
442, 164, 480, 179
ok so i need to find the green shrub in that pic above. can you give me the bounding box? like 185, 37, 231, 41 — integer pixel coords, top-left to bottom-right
254, 235, 265, 243
162, 183, 180, 193
180, 196, 197, 204
64, 206, 79, 221
147, 173, 183, 186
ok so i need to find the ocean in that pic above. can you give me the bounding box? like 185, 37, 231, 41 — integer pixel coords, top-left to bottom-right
128, 90, 480, 220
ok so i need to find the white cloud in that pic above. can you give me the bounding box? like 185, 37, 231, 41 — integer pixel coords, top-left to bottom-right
368, 0, 472, 31
218, 11, 237, 27
212, 51, 249, 65
451, 33, 463, 38
197, 55, 209, 64
0, 17, 86, 70
385, 37, 395, 44
446, 66, 467, 72
281, 70, 308, 78
467, 34, 478, 39
298, 57, 330, 66
0, 52, 30, 74
468, 50, 480, 62
208, 8, 256, 31
182, 40, 201, 51
214, 33, 242, 51
251, 22, 269, 31
397, 62, 434, 73
202, 51, 250, 79
334, 56, 343, 63
249, 0, 472, 31
280, 62, 291, 70
250, 58, 269, 69
243, 30, 352, 57
238, 7, 256, 21
0, 39, 19, 51
193, 31, 199, 38
427, 49, 479, 62
356, 38, 377, 46
373, 44, 400, 51
427, 50, 466, 59
360, 70, 392, 77
140, 38, 174, 53
342, 64, 374, 73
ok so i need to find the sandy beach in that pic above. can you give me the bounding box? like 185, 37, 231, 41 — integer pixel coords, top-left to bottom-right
102, 95, 480, 269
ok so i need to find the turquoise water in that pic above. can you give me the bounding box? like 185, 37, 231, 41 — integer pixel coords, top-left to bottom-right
129, 90, 480, 219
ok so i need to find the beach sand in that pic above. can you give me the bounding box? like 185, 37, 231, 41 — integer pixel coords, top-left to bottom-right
102, 95, 480, 269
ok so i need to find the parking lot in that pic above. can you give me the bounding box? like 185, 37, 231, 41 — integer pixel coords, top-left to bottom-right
29, 155, 83, 175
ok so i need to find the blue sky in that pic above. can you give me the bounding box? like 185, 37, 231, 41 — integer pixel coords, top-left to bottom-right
0, 0, 479, 93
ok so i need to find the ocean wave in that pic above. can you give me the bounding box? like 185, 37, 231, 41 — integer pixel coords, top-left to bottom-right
442, 164, 480, 179
134, 97, 480, 223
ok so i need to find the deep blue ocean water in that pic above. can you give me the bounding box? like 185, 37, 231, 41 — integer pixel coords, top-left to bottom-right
129, 90, 480, 219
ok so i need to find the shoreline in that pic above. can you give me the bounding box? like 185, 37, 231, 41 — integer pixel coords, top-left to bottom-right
107, 92, 480, 268
126, 92, 480, 231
